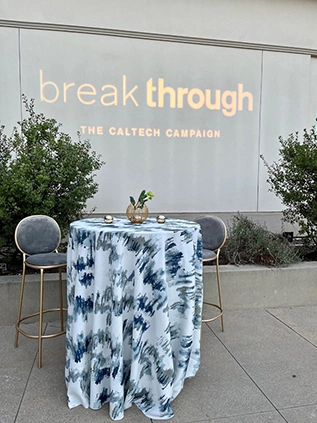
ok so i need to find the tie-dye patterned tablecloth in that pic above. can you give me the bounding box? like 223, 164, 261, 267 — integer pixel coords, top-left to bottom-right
65, 217, 203, 420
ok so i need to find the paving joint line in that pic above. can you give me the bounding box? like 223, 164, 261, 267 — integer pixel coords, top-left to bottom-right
205, 323, 289, 422
13, 322, 48, 423
264, 308, 317, 349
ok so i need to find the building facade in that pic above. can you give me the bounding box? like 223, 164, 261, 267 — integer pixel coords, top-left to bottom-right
1, 0, 317, 230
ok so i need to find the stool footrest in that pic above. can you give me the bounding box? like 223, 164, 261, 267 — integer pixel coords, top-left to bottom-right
15, 308, 67, 340
202, 301, 223, 323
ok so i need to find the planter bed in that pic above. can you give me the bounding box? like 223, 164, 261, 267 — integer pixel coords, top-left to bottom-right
1, 262, 316, 325
204, 261, 317, 309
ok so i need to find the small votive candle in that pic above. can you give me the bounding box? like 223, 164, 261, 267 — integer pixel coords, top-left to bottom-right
104, 215, 113, 224
157, 215, 166, 224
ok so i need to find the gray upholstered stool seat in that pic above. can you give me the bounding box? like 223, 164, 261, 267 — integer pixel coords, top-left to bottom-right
26, 253, 67, 267
14, 215, 67, 368
202, 249, 217, 260
196, 215, 227, 331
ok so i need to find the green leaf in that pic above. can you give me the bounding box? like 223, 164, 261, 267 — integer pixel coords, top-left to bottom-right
130, 196, 135, 206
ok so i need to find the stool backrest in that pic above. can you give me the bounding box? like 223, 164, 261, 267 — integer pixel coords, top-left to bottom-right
15, 215, 61, 256
196, 215, 227, 251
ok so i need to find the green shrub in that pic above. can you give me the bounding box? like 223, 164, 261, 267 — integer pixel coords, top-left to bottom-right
261, 126, 317, 248
0, 95, 104, 255
223, 214, 301, 267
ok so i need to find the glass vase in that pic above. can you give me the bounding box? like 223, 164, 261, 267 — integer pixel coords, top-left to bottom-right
126, 204, 149, 224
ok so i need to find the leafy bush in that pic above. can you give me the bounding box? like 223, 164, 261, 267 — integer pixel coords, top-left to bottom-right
0, 96, 104, 255
261, 126, 317, 247
223, 214, 301, 267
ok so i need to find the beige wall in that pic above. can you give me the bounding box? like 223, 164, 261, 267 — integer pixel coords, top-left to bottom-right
0, 1, 316, 231
1, 0, 317, 52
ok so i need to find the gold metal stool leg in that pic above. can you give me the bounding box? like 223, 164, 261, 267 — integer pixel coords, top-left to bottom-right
215, 257, 224, 331
15, 262, 26, 348
59, 268, 64, 331
202, 256, 224, 331
38, 269, 44, 368
14, 264, 66, 368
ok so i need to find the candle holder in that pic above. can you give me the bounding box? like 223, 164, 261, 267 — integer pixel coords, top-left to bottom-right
157, 215, 166, 224
104, 215, 114, 224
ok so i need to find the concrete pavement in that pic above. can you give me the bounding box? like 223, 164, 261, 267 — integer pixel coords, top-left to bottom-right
1, 275, 317, 422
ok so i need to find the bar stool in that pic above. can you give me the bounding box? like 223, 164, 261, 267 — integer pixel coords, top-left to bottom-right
14, 215, 67, 368
196, 215, 227, 331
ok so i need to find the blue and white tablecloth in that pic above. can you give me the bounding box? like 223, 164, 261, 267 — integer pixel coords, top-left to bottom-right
65, 217, 203, 420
